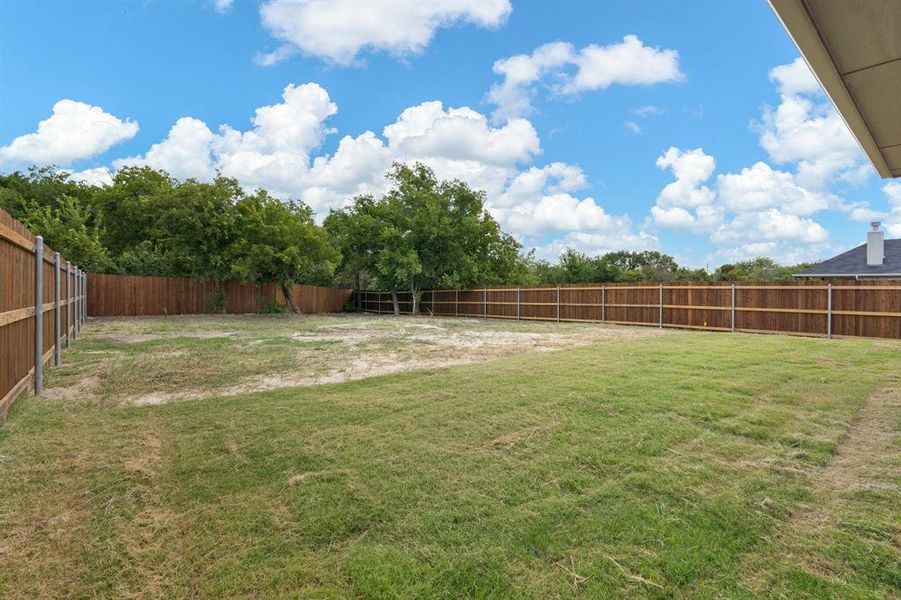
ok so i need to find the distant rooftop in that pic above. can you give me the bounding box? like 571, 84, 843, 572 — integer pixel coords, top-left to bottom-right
795, 238, 901, 278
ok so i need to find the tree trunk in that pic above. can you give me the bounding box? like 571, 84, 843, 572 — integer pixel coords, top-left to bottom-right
391, 290, 400, 316
214, 278, 226, 314
281, 283, 301, 314
354, 272, 362, 312
411, 290, 420, 315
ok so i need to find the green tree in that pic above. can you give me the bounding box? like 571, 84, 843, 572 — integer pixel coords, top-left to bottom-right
329, 163, 526, 315
324, 196, 384, 292
0, 168, 108, 269
15, 196, 110, 270
230, 191, 339, 313
93, 167, 174, 257
714, 257, 809, 281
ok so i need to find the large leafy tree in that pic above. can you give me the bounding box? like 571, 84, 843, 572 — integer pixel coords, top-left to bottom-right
93, 166, 175, 258
323, 195, 384, 291
0, 167, 108, 269
155, 176, 243, 288
330, 163, 526, 315
14, 196, 110, 270
230, 191, 339, 313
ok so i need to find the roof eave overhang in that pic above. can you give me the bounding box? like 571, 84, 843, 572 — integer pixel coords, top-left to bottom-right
768, 0, 893, 178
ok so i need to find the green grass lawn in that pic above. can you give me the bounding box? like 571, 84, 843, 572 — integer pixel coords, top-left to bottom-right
1, 317, 899, 598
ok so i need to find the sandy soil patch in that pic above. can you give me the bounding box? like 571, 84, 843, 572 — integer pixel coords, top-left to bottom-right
51, 314, 673, 406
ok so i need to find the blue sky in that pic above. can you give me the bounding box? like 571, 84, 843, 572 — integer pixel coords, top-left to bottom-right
2, 0, 899, 267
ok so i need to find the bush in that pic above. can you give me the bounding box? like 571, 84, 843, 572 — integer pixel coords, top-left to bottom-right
343, 301, 357, 312
206, 288, 226, 313
260, 300, 289, 314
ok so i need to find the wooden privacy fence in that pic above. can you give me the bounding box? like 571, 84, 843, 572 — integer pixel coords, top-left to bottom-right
359, 281, 901, 339
1, 209, 87, 420
87, 273, 353, 316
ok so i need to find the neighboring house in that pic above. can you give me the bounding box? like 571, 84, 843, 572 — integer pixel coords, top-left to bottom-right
796, 222, 901, 279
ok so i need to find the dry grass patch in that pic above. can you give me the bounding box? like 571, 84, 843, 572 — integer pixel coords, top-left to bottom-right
43, 314, 670, 406
739, 385, 901, 596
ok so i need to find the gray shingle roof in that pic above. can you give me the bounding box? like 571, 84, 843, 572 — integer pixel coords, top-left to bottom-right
796, 239, 901, 277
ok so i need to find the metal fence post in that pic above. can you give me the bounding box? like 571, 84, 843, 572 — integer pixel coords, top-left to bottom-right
601, 286, 606, 323
517, 287, 521, 320
659, 284, 664, 328
455, 289, 459, 317
731, 283, 736, 332
556, 285, 560, 322
54, 252, 61, 366
66, 262, 72, 347
34, 236, 44, 396
483, 288, 487, 319
827, 283, 833, 339
431, 289, 435, 316
74, 269, 80, 335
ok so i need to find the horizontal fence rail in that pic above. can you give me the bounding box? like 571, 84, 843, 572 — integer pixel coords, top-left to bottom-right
358, 282, 901, 340
1, 209, 86, 420
87, 274, 353, 317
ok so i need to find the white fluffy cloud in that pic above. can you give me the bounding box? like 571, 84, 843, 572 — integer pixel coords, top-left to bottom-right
112, 83, 537, 213
67, 166, 114, 186
649, 144, 833, 261
111, 83, 646, 256
756, 60, 866, 189
492, 165, 610, 235
212, 0, 233, 14
256, 0, 511, 66
655, 147, 715, 208
534, 229, 657, 262
716, 162, 831, 216
115, 83, 340, 198
883, 183, 901, 237
383, 102, 539, 166
768, 57, 821, 96
850, 182, 901, 237
649, 147, 721, 233
487, 163, 654, 258
488, 35, 683, 121
0, 100, 138, 167
115, 117, 216, 181
648, 56, 883, 264
710, 210, 830, 263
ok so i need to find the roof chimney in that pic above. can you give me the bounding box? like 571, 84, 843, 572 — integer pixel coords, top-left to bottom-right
867, 221, 884, 266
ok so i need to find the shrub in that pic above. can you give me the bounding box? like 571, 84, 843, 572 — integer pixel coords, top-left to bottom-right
260, 300, 289, 314
206, 288, 226, 313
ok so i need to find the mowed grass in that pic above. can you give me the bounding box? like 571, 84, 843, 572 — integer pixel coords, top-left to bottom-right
0, 319, 899, 598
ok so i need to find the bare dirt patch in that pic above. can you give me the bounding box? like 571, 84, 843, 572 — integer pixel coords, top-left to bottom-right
50, 314, 672, 406
40, 375, 101, 403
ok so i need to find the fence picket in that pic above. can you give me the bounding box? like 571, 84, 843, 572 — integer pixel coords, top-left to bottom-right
360, 282, 901, 339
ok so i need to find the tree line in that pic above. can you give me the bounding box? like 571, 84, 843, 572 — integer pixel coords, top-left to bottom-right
0, 164, 811, 313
